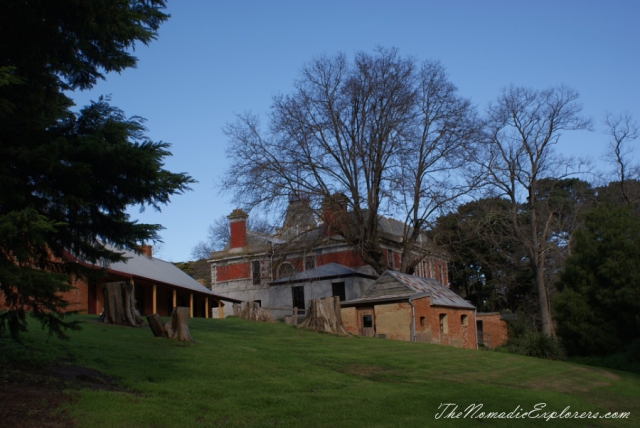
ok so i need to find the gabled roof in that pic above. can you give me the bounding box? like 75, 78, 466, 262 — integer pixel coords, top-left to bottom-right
270, 262, 377, 285
100, 248, 241, 302
342, 271, 474, 309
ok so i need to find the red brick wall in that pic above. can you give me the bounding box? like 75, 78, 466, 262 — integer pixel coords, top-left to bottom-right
432, 259, 447, 286
476, 313, 508, 348
342, 298, 476, 350
413, 296, 433, 343
414, 297, 476, 349
317, 250, 367, 268
216, 262, 250, 281
229, 220, 247, 249
58, 278, 89, 314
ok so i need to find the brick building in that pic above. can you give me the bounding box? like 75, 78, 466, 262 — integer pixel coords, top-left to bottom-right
2, 245, 241, 319
209, 198, 450, 317
341, 271, 478, 349
475, 312, 509, 349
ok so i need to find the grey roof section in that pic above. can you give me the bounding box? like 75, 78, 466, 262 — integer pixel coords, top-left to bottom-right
377, 215, 407, 237
343, 271, 475, 309
103, 248, 240, 301
271, 262, 376, 285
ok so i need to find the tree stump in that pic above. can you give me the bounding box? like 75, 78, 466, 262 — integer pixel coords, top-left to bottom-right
164, 307, 194, 342
238, 301, 273, 323
146, 313, 167, 338
101, 281, 143, 326
299, 296, 348, 335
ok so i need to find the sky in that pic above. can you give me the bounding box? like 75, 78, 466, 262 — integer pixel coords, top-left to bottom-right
70, 0, 640, 262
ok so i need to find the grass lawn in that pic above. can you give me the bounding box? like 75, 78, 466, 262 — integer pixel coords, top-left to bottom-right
2, 315, 639, 427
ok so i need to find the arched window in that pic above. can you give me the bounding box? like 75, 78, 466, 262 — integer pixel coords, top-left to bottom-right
278, 262, 295, 279
439, 313, 448, 334
461, 314, 468, 326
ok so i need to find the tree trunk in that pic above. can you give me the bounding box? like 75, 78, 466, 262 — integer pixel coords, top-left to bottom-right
299, 296, 349, 335
529, 195, 555, 338
101, 281, 143, 326
238, 301, 273, 322
165, 307, 194, 342
146, 313, 167, 338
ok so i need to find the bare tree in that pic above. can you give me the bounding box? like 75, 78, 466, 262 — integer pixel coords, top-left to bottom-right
481, 85, 592, 336
604, 111, 639, 204
222, 48, 482, 274
191, 215, 274, 260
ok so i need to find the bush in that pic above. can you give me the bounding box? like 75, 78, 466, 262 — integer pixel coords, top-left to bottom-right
507, 331, 566, 360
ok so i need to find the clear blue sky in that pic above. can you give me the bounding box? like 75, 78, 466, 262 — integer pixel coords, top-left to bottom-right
70, 0, 640, 262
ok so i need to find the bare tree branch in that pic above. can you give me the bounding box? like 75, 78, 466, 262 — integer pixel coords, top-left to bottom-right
221, 48, 482, 274
604, 111, 639, 204
479, 84, 592, 336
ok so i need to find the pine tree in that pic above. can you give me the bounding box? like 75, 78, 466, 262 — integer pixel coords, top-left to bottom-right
0, 1, 194, 339
554, 204, 640, 356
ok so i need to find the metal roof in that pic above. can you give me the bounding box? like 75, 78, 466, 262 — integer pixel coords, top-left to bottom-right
343, 271, 475, 309
101, 248, 241, 302
271, 262, 376, 285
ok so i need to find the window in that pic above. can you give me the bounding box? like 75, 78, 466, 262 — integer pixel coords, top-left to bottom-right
420, 316, 426, 327
292, 286, 305, 310
332, 282, 346, 301
252, 261, 261, 285
304, 255, 315, 271
439, 313, 448, 335
254, 300, 261, 307
461, 314, 468, 326
387, 250, 394, 269
278, 262, 295, 279
362, 314, 373, 328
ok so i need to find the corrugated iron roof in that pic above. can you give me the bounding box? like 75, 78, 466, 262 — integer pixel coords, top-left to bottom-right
343, 271, 475, 309
101, 248, 241, 302
271, 262, 376, 285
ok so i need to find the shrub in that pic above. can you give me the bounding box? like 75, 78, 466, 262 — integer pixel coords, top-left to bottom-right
507, 331, 566, 360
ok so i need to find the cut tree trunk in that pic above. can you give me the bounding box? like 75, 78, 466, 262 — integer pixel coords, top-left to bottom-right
238, 301, 273, 323
101, 281, 143, 326
147, 313, 167, 338
299, 296, 348, 335
164, 307, 194, 342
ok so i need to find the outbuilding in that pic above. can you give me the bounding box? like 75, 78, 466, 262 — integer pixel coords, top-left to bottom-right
61, 245, 240, 318
341, 271, 477, 349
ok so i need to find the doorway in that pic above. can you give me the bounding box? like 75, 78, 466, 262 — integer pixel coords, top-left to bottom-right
359, 308, 375, 337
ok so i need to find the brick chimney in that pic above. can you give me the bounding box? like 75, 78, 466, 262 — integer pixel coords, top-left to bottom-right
228, 209, 249, 249
322, 194, 348, 237
139, 244, 152, 258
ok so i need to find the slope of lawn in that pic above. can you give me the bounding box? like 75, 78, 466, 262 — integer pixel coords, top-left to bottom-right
2, 315, 638, 427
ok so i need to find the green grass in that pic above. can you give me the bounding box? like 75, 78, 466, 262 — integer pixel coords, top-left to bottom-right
2, 315, 639, 427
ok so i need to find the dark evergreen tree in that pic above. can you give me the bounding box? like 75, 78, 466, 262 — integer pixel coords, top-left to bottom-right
433, 179, 593, 317
0, 1, 194, 339
433, 197, 534, 313
554, 204, 640, 356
